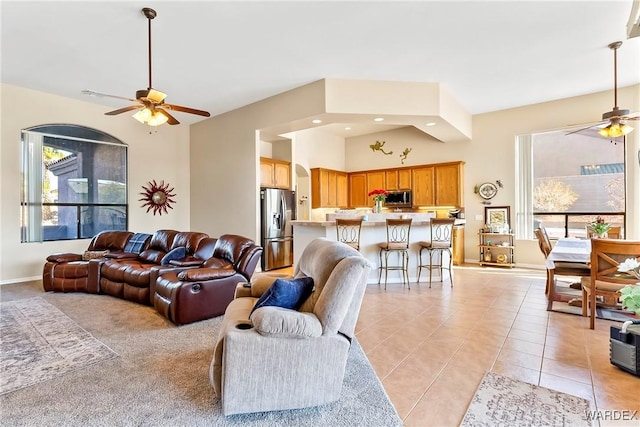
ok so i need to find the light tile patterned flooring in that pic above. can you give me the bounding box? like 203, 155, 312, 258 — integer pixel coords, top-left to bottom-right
355, 266, 640, 426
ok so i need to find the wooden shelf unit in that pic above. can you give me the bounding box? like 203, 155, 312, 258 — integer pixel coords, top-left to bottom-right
478, 232, 515, 268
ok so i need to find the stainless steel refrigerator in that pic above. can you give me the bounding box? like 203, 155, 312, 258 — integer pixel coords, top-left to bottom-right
260, 188, 295, 271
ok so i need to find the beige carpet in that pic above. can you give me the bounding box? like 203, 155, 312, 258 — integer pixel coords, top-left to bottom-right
460, 372, 592, 426
0, 281, 401, 426
0, 297, 118, 395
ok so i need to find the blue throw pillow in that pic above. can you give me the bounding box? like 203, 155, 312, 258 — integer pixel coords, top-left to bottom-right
160, 247, 187, 266
250, 277, 314, 315
124, 233, 152, 254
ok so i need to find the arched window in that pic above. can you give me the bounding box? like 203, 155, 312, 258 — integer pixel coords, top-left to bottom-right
21, 124, 128, 242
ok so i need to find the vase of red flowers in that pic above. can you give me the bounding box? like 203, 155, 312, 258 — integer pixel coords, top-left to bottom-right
368, 189, 388, 213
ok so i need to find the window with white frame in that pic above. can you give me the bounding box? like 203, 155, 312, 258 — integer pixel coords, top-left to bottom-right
21, 125, 128, 242
516, 130, 626, 240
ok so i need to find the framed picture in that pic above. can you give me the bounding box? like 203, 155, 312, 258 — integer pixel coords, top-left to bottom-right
485, 206, 510, 229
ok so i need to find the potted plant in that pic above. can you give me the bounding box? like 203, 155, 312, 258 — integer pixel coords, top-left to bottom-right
588, 216, 612, 238
617, 258, 640, 314
368, 189, 388, 213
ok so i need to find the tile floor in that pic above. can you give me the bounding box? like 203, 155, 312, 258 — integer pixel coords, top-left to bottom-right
355, 265, 640, 427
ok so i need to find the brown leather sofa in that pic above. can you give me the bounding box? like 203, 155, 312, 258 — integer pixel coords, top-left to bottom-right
43, 230, 136, 293
154, 234, 263, 325
99, 230, 209, 305
43, 230, 262, 325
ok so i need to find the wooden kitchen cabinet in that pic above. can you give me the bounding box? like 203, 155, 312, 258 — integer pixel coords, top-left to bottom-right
385, 169, 412, 190
260, 157, 290, 189
311, 168, 348, 208
336, 172, 348, 207
452, 226, 464, 266
366, 171, 386, 193
349, 173, 368, 208
411, 167, 435, 206
435, 162, 463, 207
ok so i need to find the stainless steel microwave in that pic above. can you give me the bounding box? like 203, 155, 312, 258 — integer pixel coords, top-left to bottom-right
384, 190, 412, 207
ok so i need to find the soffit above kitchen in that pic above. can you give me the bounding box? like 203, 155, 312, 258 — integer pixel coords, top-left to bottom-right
259, 79, 472, 143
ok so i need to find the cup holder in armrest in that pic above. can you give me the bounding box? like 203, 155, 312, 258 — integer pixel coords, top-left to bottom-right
235, 322, 253, 330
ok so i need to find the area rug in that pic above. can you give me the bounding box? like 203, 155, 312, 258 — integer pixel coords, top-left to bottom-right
0, 297, 118, 395
460, 372, 592, 427
0, 288, 402, 426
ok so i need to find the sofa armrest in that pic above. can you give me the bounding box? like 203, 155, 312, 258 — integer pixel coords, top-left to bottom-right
177, 267, 236, 281
234, 282, 252, 299
250, 306, 322, 338
169, 258, 204, 267
248, 272, 293, 298
105, 252, 139, 260
46, 253, 83, 263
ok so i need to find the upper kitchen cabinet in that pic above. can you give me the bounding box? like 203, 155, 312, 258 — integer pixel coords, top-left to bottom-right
411, 166, 435, 206
349, 173, 368, 208
366, 171, 386, 193
311, 168, 348, 208
434, 162, 464, 207
260, 157, 291, 189
385, 169, 412, 190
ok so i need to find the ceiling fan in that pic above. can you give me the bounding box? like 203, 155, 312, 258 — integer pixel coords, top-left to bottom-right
567, 41, 639, 138
82, 7, 210, 127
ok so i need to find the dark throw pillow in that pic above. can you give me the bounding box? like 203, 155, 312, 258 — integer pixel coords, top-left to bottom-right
160, 247, 187, 266
250, 277, 315, 316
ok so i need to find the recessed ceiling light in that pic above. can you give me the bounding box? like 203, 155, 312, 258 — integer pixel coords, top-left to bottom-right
374, 117, 384, 122
345, 127, 351, 130
312, 119, 322, 124
426, 122, 437, 127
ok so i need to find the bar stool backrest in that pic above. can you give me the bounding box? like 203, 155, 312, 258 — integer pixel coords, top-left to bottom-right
385, 218, 412, 249
430, 218, 455, 247
336, 218, 363, 249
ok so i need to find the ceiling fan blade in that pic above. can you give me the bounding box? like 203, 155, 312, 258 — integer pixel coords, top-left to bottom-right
565, 122, 604, 136
105, 105, 143, 116
82, 89, 138, 103
157, 108, 180, 125
163, 103, 211, 117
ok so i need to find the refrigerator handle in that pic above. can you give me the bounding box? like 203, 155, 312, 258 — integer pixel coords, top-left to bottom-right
280, 192, 287, 230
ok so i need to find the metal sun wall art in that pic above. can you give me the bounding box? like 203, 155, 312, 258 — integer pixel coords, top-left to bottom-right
139, 180, 176, 215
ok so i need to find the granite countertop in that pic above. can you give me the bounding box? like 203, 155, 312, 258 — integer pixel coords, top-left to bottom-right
292, 215, 466, 227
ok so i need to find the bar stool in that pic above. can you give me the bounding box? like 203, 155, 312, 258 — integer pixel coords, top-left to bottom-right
377, 218, 412, 289
336, 218, 363, 250
417, 218, 455, 287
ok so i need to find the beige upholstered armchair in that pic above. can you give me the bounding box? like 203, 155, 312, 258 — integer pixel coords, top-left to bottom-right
210, 238, 372, 416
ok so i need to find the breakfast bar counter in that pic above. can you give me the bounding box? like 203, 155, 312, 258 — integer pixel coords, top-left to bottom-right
292, 213, 465, 284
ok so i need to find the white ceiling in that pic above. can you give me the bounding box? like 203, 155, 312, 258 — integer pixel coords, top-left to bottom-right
2, 1, 639, 131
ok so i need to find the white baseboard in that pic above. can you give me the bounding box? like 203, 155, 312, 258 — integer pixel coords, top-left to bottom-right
0, 276, 41, 286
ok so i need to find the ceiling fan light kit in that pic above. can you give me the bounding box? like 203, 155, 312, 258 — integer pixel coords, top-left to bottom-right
566, 41, 639, 138
82, 7, 210, 128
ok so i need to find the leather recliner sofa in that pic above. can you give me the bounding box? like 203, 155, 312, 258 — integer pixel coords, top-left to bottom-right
43, 230, 135, 293
154, 234, 263, 325
43, 230, 263, 325
100, 230, 208, 305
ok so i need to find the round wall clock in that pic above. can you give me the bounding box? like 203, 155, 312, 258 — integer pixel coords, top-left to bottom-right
478, 182, 498, 200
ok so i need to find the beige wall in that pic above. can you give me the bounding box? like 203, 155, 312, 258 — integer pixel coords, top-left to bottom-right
1, 84, 191, 283
3, 81, 638, 282
347, 85, 640, 266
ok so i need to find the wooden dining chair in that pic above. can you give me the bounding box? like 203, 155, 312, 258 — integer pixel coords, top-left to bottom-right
586, 226, 623, 239
534, 226, 590, 311
581, 238, 640, 329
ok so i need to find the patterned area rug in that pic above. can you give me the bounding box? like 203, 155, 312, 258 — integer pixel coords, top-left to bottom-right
461, 372, 592, 426
0, 297, 118, 395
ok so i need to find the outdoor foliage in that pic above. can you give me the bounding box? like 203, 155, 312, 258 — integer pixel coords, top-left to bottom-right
533, 179, 578, 212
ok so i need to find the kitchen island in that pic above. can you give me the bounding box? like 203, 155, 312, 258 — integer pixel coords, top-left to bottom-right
292, 213, 465, 285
